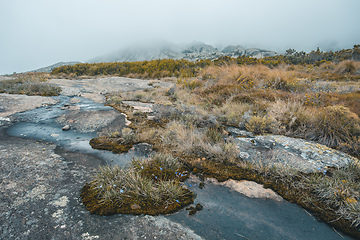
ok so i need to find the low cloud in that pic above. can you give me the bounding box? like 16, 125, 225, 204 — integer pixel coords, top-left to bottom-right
0, 0, 359, 74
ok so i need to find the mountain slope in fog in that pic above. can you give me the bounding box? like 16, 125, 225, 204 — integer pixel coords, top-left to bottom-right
88, 42, 277, 63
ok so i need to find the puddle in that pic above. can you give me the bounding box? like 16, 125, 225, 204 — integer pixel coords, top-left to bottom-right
6, 96, 152, 166
166, 177, 352, 240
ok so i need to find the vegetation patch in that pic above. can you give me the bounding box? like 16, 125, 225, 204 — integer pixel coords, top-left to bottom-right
89, 137, 136, 153
0, 73, 61, 96
90, 127, 138, 153
75, 46, 360, 236
81, 153, 194, 216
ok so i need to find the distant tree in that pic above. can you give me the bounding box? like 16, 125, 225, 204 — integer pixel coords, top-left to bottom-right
285, 48, 297, 56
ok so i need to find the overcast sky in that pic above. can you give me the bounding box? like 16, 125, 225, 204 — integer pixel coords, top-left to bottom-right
1, 0, 359, 75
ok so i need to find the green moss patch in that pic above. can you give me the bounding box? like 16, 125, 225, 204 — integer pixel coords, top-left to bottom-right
89, 136, 136, 153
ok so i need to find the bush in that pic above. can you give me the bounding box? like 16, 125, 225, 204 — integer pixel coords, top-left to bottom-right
267, 100, 308, 135
121, 127, 136, 142
177, 78, 203, 90
334, 60, 359, 75
245, 116, 276, 135
264, 75, 308, 92
308, 105, 360, 148
0, 75, 61, 96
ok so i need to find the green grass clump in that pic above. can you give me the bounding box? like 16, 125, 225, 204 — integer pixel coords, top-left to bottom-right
0, 73, 61, 96
81, 153, 194, 216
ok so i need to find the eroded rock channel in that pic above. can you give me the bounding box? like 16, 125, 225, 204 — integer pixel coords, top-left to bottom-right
0, 77, 354, 239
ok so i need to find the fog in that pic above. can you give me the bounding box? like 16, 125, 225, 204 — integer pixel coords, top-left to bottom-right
1, 0, 359, 75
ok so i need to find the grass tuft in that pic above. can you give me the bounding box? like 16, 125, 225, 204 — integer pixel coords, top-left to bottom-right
307, 105, 360, 148
81, 153, 194, 216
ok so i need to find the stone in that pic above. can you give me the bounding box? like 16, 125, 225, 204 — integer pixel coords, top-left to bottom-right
62, 125, 71, 131
0, 117, 11, 122
226, 126, 254, 138
210, 179, 283, 201
233, 133, 358, 173
130, 204, 141, 210
195, 203, 203, 211
69, 98, 81, 104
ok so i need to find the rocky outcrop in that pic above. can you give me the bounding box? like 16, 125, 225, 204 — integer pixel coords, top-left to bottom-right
0, 129, 203, 240
229, 129, 358, 173
221, 45, 246, 57
0, 94, 57, 118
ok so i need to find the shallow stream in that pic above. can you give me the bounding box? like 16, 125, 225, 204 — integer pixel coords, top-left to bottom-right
5, 96, 353, 239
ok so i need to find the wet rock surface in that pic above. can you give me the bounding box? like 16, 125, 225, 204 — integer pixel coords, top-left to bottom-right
234, 133, 358, 173
0, 77, 355, 239
168, 176, 352, 240
0, 127, 203, 240
0, 93, 56, 118
57, 109, 124, 133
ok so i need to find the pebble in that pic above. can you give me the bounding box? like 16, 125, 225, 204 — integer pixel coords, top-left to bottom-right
62, 125, 71, 131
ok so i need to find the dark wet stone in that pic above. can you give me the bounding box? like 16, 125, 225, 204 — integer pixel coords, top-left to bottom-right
195, 203, 203, 211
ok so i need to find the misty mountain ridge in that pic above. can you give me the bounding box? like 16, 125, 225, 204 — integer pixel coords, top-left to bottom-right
28, 42, 277, 73
88, 42, 277, 63
32, 61, 81, 73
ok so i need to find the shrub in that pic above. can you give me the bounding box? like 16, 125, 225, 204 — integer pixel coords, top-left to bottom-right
0, 75, 61, 96
177, 78, 203, 90
307, 105, 360, 148
264, 75, 308, 92
319, 61, 335, 70
322, 91, 360, 117
334, 60, 360, 75
267, 100, 308, 135
121, 127, 136, 142
245, 116, 276, 135
206, 127, 224, 144
161, 120, 240, 164
212, 101, 251, 125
